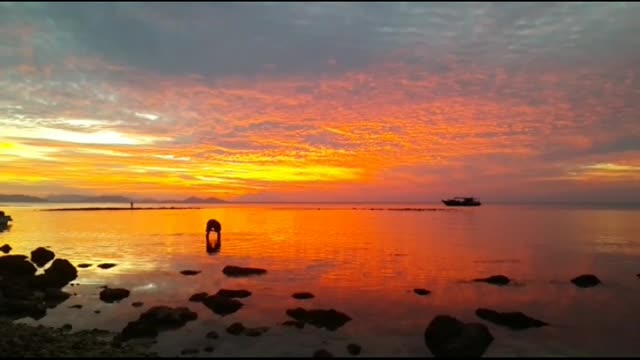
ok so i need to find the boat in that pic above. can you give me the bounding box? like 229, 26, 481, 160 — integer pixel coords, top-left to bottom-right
0, 211, 12, 226
442, 197, 482, 207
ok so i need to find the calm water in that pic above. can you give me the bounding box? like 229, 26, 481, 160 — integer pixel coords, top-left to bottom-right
1, 203, 639, 357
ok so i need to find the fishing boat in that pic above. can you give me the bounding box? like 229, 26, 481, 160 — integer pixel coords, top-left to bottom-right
442, 197, 482, 207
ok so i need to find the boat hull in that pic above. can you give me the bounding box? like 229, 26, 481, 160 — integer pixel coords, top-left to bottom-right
442, 200, 481, 207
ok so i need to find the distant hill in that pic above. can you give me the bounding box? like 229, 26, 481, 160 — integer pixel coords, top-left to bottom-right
0, 194, 225, 203
0, 194, 46, 202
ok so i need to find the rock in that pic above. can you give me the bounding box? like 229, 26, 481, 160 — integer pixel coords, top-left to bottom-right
189, 292, 208, 303
244, 326, 269, 337
313, 349, 334, 357
43, 288, 71, 306
476, 308, 547, 330
119, 306, 197, 341
69, 304, 83, 309
202, 294, 243, 316
0, 244, 11, 254
226, 322, 245, 335
61, 324, 72, 331
285, 307, 351, 331
77, 264, 92, 268
99, 288, 130, 303
181, 348, 199, 355
473, 275, 510, 286
571, 274, 601, 288
292, 292, 314, 300
414, 288, 431, 296
30, 247, 55, 268
282, 320, 305, 329
347, 343, 362, 355
180, 270, 200, 276
215, 289, 252, 298
132, 302, 144, 308
94, 310, 101, 314
97, 263, 117, 270
0, 255, 37, 277
32, 259, 78, 289
203, 346, 214, 353
205, 330, 219, 339
424, 315, 493, 357
222, 265, 267, 277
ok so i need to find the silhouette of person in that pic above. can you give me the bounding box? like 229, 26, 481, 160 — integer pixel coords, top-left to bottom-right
206, 219, 222, 253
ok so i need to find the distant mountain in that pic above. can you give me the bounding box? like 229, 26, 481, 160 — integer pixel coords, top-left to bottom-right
180, 196, 225, 203
0, 193, 225, 203
0, 194, 47, 202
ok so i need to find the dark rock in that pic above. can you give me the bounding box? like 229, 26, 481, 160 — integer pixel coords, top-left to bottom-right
203, 346, 214, 353
216, 289, 252, 298
77, 263, 92, 268
286, 307, 352, 331
571, 274, 601, 288
205, 330, 219, 339
97, 263, 117, 270
180, 270, 201, 276
347, 343, 362, 356
0, 255, 37, 277
181, 348, 199, 355
94, 310, 101, 314
282, 320, 305, 329
424, 315, 493, 357
637, 273, 640, 279
244, 326, 269, 337
202, 294, 243, 316
476, 308, 548, 330
119, 306, 197, 341
0, 298, 47, 320
32, 259, 77, 289
414, 288, 431, 296
292, 292, 314, 300
132, 302, 144, 308
30, 247, 55, 268
473, 275, 510, 286
189, 292, 208, 303
0, 244, 11, 254
313, 349, 334, 357
69, 304, 83, 309
43, 288, 71, 307
99, 288, 130, 303
222, 265, 267, 277
226, 322, 245, 335
61, 324, 72, 331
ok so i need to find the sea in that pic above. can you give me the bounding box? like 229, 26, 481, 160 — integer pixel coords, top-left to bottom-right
1, 202, 639, 356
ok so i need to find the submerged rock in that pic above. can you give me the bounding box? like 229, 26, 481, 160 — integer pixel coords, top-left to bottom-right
347, 343, 362, 355
203, 346, 214, 353
286, 307, 351, 331
475, 308, 548, 330
424, 315, 494, 357
69, 304, 83, 309
0, 244, 11, 254
97, 263, 117, 270
473, 275, 510, 286
414, 288, 431, 296
189, 292, 208, 303
30, 247, 55, 268
180, 270, 201, 276
215, 289, 252, 298
222, 265, 267, 277
99, 288, 130, 303
132, 302, 144, 308
202, 294, 243, 316
571, 274, 601, 288
292, 292, 314, 300
77, 264, 92, 268
205, 330, 219, 339
226, 322, 245, 335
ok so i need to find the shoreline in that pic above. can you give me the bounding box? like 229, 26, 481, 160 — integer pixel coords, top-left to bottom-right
42, 207, 200, 212
0, 320, 155, 357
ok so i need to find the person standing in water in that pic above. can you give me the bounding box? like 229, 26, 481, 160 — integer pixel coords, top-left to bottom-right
130, 201, 134, 209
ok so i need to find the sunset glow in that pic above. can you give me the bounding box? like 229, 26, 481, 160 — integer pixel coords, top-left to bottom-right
1, 3, 639, 203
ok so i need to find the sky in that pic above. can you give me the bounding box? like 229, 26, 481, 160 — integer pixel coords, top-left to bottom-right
1, 2, 639, 203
